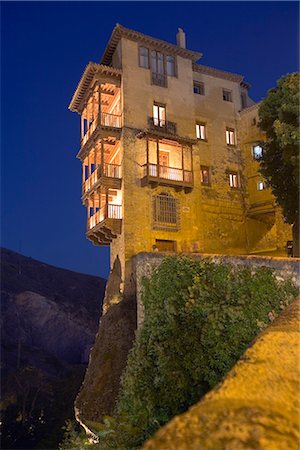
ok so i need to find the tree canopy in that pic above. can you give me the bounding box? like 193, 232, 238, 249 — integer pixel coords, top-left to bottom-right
258, 73, 299, 226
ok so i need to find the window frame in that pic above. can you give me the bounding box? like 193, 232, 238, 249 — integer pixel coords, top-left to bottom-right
138, 45, 150, 69
200, 165, 211, 186
223, 89, 233, 102
226, 127, 236, 146
137, 45, 178, 86
252, 144, 263, 160
193, 81, 205, 95
228, 171, 240, 189
153, 193, 180, 231
196, 122, 207, 141
153, 102, 166, 127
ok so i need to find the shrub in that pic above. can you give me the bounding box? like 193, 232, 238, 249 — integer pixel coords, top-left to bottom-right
61, 257, 297, 449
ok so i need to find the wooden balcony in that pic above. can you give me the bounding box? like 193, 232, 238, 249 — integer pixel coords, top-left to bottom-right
148, 117, 177, 135
81, 112, 122, 147
82, 163, 122, 198
141, 163, 193, 190
86, 204, 122, 246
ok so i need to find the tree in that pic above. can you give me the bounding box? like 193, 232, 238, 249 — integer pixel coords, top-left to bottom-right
258, 73, 299, 256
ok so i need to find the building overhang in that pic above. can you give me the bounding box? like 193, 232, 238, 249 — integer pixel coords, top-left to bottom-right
136, 130, 197, 146
69, 62, 122, 114
193, 63, 246, 84
100, 23, 202, 66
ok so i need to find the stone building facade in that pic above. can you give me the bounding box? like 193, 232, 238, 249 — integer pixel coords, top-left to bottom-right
69, 24, 291, 297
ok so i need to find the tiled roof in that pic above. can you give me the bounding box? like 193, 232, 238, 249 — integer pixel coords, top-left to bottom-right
69, 63, 122, 113
100, 23, 202, 66
193, 63, 245, 83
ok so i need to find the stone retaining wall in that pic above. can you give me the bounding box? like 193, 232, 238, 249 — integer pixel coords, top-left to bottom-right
132, 252, 300, 327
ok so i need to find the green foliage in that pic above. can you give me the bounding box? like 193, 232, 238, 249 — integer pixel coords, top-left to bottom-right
61, 257, 297, 449
258, 72, 299, 224
59, 420, 90, 449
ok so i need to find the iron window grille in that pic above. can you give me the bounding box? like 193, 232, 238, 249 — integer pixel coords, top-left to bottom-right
153, 193, 180, 231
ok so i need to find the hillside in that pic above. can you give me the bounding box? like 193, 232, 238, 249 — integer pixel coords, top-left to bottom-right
1, 248, 106, 449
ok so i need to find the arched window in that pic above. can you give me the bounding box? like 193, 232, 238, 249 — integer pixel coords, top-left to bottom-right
153, 193, 179, 230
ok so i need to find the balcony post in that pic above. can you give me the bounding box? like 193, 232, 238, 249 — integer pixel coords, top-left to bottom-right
181, 144, 185, 173
81, 114, 84, 140
101, 138, 104, 174
98, 82, 101, 126
88, 152, 90, 177
156, 138, 160, 178
146, 137, 149, 177
105, 188, 109, 219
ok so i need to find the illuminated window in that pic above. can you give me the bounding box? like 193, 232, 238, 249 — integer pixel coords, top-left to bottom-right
139, 46, 149, 68
229, 172, 239, 188
257, 181, 265, 191
200, 166, 211, 186
196, 123, 206, 140
153, 103, 166, 127
252, 144, 263, 160
153, 193, 179, 230
193, 81, 205, 95
226, 127, 236, 145
166, 55, 175, 76
223, 89, 232, 102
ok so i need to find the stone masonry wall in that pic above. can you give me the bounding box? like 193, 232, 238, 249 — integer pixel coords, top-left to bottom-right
132, 252, 300, 327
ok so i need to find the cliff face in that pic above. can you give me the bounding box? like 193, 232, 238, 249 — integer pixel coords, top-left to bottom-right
75, 256, 137, 428
1, 248, 106, 449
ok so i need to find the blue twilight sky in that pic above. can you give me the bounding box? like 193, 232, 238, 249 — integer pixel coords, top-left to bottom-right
1, 1, 299, 278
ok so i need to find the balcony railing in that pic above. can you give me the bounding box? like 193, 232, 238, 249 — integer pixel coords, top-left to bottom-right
88, 204, 122, 230
81, 120, 97, 146
101, 112, 122, 128
151, 72, 167, 87
143, 163, 193, 184
101, 163, 122, 179
83, 164, 122, 194
83, 170, 98, 194
148, 117, 177, 135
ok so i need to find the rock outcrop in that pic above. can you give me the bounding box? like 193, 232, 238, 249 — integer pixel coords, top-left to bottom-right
143, 298, 300, 450
1, 248, 106, 449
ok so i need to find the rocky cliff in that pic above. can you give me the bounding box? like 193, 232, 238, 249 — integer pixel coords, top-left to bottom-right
1, 248, 106, 449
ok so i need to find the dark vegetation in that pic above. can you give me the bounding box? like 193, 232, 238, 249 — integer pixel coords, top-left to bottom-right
1, 248, 106, 449
258, 72, 299, 256
61, 256, 297, 449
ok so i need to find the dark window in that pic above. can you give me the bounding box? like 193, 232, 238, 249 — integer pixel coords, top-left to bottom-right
152, 50, 164, 75
166, 55, 175, 76
155, 239, 176, 252
223, 89, 232, 102
241, 92, 247, 109
90, 163, 95, 173
84, 165, 89, 180
201, 166, 211, 185
139, 46, 149, 68
193, 81, 205, 95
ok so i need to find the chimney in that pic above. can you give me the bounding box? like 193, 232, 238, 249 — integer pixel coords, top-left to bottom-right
176, 28, 186, 49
